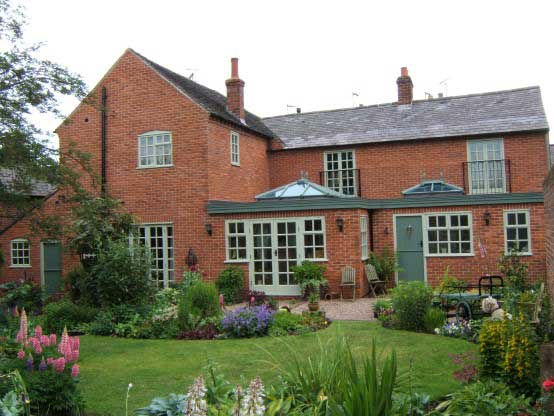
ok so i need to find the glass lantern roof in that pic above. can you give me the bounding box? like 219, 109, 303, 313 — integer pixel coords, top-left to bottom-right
402, 180, 464, 196
256, 178, 351, 200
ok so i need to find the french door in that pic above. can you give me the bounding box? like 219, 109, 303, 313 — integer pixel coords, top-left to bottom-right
250, 220, 301, 296
468, 139, 505, 194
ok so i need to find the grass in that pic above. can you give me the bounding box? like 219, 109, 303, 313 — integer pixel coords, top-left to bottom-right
79, 321, 476, 415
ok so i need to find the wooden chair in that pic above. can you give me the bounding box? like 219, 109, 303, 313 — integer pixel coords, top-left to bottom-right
531, 283, 545, 326
365, 263, 386, 297
340, 266, 356, 301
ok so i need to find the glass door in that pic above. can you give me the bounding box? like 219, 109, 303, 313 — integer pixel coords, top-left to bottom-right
275, 221, 301, 296
251, 222, 274, 291
468, 140, 505, 194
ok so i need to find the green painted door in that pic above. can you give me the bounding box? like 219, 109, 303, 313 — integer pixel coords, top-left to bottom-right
395, 216, 425, 282
42, 241, 62, 295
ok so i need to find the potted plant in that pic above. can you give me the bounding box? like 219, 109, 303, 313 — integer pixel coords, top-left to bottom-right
367, 248, 402, 282
372, 299, 392, 318
308, 290, 320, 312
290, 261, 327, 299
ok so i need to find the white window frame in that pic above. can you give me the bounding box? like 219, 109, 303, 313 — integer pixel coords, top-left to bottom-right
424, 212, 474, 257
230, 131, 240, 166
323, 150, 357, 196
360, 216, 369, 260
10, 238, 31, 268
302, 217, 327, 261
137, 131, 173, 169
466, 138, 506, 194
225, 220, 248, 262
138, 223, 174, 288
504, 210, 532, 255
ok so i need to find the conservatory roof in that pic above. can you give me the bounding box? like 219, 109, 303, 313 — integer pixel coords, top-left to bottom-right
402, 180, 464, 196
255, 177, 351, 200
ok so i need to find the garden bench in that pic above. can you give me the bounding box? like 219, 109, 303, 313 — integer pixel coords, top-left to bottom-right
365, 263, 386, 297
340, 266, 356, 301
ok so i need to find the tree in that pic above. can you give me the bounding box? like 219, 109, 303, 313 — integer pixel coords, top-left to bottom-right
0, 0, 88, 234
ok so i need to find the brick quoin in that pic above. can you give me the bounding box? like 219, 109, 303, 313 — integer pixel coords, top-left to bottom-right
0, 49, 549, 297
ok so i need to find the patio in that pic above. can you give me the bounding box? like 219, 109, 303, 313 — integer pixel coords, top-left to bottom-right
289, 297, 381, 321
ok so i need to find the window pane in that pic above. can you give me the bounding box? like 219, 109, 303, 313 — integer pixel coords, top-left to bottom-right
507, 213, 516, 225
518, 228, 528, 240
517, 213, 526, 225
438, 216, 446, 227
507, 228, 516, 240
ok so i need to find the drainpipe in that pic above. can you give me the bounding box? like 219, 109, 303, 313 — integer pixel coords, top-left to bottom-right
368, 209, 374, 252
101, 86, 107, 194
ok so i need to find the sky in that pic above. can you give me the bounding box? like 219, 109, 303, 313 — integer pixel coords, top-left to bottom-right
22, 0, 553, 146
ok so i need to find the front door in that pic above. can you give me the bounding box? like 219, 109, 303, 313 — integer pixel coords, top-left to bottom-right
250, 220, 301, 296
395, 216, 425, 282
41, 241, 62, 295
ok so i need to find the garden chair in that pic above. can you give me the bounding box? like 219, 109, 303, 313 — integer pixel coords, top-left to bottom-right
365, 263, 386, 297
531, 282, 545, 326
340, 266, 356, 301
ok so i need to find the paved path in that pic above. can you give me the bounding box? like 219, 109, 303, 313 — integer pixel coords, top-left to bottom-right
288, 298, 384, 321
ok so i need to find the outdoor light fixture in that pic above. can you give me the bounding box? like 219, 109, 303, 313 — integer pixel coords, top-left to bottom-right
186, 248, 198, 267
204, 223, 213, 236
384, 227, 389, 235
484, 210, 491, 226
336, 217, 344, 232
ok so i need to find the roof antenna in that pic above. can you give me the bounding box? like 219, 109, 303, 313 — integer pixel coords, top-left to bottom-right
352, 92, 359, 107
439, 78, 450, 97
186, 68, 198, 80
286, 104, 297, 114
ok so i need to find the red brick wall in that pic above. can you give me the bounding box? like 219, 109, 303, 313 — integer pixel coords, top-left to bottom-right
268, 132, 549, 197
207, 120, 270, 202
371, 203, 545, 288
544, 168, 554, 302
205, 209, 368, 297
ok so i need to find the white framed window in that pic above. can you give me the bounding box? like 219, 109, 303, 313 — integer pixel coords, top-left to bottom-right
323, 150, 357, 195
504, 210, 531, 255
10, 239, 30, 267
138, 131, 172, 168
467, 139, 505, 194
230, 131, 240, 166
226, 221, 247, 261
303, 218, 326, 260
360, 216, 369, 260
138, 224, 174, 288
426, 213, 473, 256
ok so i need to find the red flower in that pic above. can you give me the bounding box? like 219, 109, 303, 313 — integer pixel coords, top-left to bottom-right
543, 378, 554, 392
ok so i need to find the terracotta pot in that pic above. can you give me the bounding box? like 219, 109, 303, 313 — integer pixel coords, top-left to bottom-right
308, 302, 319, 312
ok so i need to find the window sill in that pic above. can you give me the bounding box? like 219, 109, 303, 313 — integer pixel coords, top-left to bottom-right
426, 253, 474, 258
306, 258, 328, 262
224, 259, 249, 264
10, 265, 31, 269
137, 165, 174, 170
504, 251, 532, 256
230, 163, 241, 167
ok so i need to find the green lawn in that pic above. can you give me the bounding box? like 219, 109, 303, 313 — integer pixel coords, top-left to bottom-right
79, 322, 476, 415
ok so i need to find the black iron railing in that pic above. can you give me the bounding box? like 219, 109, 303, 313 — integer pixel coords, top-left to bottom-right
319, 169, 361, 197
462, 159, 511, 194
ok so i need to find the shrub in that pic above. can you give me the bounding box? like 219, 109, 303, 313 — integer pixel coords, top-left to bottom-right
178, 282, 220, 331
269, 311, 304, 336
177, 269, 202, 293
437, 266, 467, 294
290, 261, 327, 297
87, 304, 146, 336
423, 307, 446, 333
498, 251, 529, 292
367, 247, 401, 282
436, 380, 537, 415
216, 267, 244, 304
391, 282, 432, 331
220, 305, 275, 338
64, 267, 88, 303
372, 299, 392, 316
42, 300, 98, 334
0, 280, 43, 313
78, 239, 154, 308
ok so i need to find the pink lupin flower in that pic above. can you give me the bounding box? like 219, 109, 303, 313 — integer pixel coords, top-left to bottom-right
58, 327, 70, 355
71, 364, 79, 378
71, 337, 80, 352
53, 357, 66, 373
32, 341, 42, 355
40, 335, 50, 346
17, 349, 25, 360
49, 333, 57, 346
34, 325, 43, 338
47, 357, 54, 365
71, 349, 79, 362
16, 308, 28, 345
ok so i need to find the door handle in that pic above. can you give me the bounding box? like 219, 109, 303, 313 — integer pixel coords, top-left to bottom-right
420, 241, 423, 247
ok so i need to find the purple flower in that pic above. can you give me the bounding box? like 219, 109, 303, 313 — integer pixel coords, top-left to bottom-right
26, 354, 34, 372
39, 358, 47, 372
221, 305, 275, 338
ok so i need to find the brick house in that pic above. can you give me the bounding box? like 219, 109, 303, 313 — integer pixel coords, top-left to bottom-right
0, 49, 550, 297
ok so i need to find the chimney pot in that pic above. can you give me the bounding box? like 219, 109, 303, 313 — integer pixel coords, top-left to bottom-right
401, 66, 408, 77
396, 66, 413, 105
226, 57, 245, 120
231, 57, 239, 78
296, 107, 301, 114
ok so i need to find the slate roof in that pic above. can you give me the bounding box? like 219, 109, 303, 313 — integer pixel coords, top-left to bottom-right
263, 87, 549, 149
131, 49, 275, 139
0, 169, 55, 197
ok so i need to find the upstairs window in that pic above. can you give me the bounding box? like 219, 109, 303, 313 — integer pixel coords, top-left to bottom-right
467, 139, 505, 194
230, 131, 240, 166
324, 150, 357, 196
10, 239, 30, 267
138, 131, 172, 168
427, 213, 472, 256
504, 210, 531, 254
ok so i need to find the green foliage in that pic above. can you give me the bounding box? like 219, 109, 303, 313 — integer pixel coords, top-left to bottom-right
0, 280, 43, 313
393, 392, 430, 416
391, 282, 433, 332
423, 308, 446, 334
78, 239, 154, 308
367, 247, 402, 282
372, 299, 392, 313
42, 299, 98, 334
0, 390, 23, 416
290, 261, 327, 296
63, 267, 87, 303
498, 251, 529, 292
134, 393, 185, 415
215, 266, 244, 304
269, 311, 304, 336
437, 266, 467, 294
177, 270, 202, 293
177, 282, 220, 331
433, 380, 537, 415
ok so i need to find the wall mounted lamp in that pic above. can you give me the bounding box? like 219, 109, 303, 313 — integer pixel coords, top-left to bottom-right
484, 210, 491, 226
186, 248, 198, 267
336, 217, 344, 232
205, 223, 213, 236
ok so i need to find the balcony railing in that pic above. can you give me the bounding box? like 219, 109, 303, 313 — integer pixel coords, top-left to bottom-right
462, 159, 511, 194
319, 169, 361, 197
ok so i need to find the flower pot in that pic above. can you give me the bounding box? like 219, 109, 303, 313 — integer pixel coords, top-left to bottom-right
308, 302, 319, 312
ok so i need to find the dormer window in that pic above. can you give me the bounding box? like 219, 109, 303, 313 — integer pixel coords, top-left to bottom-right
138, 131, 172, 168
230, 131, 240, 166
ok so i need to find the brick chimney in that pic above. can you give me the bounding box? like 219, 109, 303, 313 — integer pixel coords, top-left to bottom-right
225, 57, 245, 121
396, 66, 413, 104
